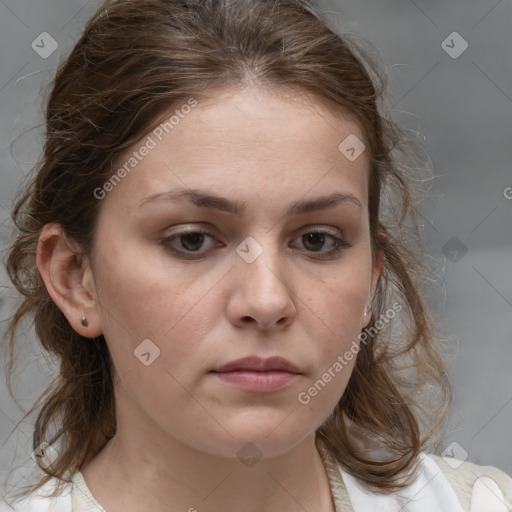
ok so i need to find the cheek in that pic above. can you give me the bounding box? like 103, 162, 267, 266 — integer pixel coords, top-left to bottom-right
295, 338, 358, 429
304, 264, 369, 341
297, 263, 368, 399
93, 243, 218, 376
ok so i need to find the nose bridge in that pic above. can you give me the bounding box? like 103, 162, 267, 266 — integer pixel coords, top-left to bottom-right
235, 233, 288, 292
231, 233, 296, 327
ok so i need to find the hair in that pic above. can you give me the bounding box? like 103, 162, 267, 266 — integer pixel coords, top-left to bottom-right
3, 0, 451, 501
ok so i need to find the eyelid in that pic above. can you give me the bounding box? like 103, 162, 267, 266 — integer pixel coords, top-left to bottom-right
159, 224, 350, 259
163, 223, 345, 241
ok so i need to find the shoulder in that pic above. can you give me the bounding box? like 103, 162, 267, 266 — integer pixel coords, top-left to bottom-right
428, 453, 512, 511
331, 449, 512, 512
0, 477, 72, 512
336, 451, 467, 511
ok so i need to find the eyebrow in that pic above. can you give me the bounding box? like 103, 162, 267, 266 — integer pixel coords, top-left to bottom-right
137, 188, 363, 216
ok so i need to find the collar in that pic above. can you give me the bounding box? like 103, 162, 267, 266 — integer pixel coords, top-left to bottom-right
315, 436, 465, 512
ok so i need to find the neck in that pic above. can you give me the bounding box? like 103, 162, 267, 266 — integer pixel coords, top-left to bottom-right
80, 426, 336, 512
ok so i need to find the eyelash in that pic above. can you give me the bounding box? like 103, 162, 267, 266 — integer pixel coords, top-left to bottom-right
159, 227, 350, 260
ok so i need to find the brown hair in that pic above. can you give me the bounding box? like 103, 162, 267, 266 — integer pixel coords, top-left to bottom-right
3, 0, 450, 500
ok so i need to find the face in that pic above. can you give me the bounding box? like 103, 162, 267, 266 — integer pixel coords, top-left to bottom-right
85, 85, 382, 458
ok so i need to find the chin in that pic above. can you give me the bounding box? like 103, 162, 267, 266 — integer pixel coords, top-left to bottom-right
197, 417, 313, 461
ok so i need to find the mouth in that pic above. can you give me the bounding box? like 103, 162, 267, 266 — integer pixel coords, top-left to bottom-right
210, 355, 301, 393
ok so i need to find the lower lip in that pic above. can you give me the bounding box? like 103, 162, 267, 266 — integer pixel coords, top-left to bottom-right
211, 370, 298, 392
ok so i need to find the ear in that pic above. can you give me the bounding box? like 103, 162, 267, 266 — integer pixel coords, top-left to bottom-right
361, 248, 385, 329
36, 223, 103, 338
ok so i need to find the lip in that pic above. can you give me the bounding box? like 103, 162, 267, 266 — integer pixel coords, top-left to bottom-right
210, 356, 301, 393
211, 355, 301, 374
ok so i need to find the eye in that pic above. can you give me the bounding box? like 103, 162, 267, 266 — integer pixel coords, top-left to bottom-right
291, 229, 349, 258
159, 227, 349, 260
159, 227, 219, 258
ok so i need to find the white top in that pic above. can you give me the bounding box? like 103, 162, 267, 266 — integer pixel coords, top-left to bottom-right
2, 448, 511, 511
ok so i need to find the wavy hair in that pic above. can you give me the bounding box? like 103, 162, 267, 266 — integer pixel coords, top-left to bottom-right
3, 0, 450, 500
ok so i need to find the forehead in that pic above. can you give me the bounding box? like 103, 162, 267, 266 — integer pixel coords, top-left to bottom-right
120, 84, 367, 158
103, 85, 369, 213
167, 85, 364, 151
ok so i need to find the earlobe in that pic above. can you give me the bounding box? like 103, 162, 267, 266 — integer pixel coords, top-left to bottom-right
36, 223, 102, 338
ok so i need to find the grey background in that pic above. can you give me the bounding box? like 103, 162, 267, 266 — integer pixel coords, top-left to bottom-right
0, 0, 511, 495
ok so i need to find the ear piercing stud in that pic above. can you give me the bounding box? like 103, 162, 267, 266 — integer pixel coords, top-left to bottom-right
81, 314, 88, 327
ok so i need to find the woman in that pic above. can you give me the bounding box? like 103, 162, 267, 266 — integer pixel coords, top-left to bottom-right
2, 0, 511, 510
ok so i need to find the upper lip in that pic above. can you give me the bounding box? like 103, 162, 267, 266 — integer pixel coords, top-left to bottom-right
211, 356, 301, 374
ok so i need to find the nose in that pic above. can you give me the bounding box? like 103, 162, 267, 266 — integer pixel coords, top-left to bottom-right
226, 238, 297, 330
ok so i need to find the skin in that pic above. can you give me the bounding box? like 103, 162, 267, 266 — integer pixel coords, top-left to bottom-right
37, 84, 384, 512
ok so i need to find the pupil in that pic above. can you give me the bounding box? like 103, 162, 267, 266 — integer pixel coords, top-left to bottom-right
182, 233, 203, 251
304, 233, 324, 251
